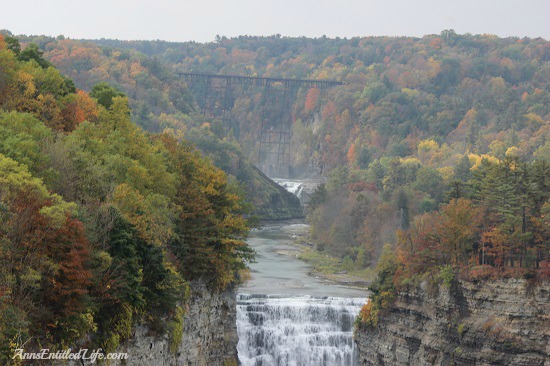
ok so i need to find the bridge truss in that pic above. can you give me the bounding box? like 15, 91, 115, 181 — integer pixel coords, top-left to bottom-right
178, 72, 343, 178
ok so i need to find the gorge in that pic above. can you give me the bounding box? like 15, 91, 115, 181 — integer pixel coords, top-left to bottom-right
1, 30, 548, 366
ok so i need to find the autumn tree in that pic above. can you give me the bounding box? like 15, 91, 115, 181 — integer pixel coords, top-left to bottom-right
159, 134, 253, 289
0, 154, 92, 346
436, 198, 482, 265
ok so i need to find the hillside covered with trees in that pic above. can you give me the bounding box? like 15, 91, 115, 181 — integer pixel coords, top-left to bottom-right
0, 34, 254, 362
2, 31, 548, 335
25, 30, 547, 270
2, 30, 304, 221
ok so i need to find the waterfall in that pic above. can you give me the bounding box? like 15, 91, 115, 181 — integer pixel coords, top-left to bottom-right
237, 294, 366, 366
273, 178, 320, 204
274, 179, 304, 196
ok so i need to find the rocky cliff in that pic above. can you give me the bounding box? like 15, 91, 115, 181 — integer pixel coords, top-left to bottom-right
355, 278, 549, 366
248, 166, 304, 220
60, 281, 238, 366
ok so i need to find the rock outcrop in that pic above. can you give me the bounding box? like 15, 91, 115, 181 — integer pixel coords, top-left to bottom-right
250, 166, 304, 220
64, 281, 238, 366
355, 278, 549, 366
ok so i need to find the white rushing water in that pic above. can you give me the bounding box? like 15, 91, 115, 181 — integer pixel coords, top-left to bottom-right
273, 179, 304, 196
238, 179, 367, 366
237, 294, 365, 366
272, 178, 324, 204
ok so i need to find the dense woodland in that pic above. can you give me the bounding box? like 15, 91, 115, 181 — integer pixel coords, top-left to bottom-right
23, 30, 547, 268
0, 34, 253, 361
0, 30, 548, 354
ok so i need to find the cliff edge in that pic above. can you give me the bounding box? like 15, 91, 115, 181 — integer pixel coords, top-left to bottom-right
355, 278, 549, 366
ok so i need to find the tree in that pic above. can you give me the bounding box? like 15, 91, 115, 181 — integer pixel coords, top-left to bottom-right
367, 159, 385, 191
304, 87, 320, 114
307, 183, 328, 211
0, 154, 92, 345
41, 215, 93, 343
469, 157, 544, 267
18, 43, 51, 68
454, 154, 472, 182
396, 189, 409, 230
436, 199, 482, 265
413, 166, 445, 203
159, 134, 253, 290
105, 213, 146, 310
358, 243, 398, 327
0, 110, 52, 174
90, 82, 125, 109
60, 90, 99, 131
4, 35, 21, 55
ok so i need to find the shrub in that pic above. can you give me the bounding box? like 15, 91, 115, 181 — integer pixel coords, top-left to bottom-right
168, 305, 185, 354
357, 244, 398, 327
457, 323, 466, 337
439, 265, 455, 287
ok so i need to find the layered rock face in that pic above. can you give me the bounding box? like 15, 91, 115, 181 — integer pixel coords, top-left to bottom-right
355, 278, 549, 366
178, 282, 238, 365
95, 281, 237, 366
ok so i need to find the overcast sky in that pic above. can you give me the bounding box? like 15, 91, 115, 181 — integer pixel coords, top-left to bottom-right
2, 0, 548, 42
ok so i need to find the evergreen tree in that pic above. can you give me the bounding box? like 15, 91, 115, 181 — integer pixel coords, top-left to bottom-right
454, 154, 472, 182
107, 213, 146, 310
18, 43, 51, 68
396, 189, 409, 230
90, 82, 126, 109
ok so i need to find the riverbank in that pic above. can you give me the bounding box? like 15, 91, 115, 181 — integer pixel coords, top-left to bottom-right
261, 221, 373, 290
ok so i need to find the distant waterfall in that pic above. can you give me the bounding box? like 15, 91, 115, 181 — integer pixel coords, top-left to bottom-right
274, 180, 304, 196
237, 294, 365, 366
273, 179, 322, 205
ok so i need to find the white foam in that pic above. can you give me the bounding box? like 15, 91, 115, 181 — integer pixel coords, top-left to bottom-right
237, 294, 366, 366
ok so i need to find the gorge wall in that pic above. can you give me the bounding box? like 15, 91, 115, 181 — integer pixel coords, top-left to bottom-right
355, 278, 549, 366
66, 281, 238, 366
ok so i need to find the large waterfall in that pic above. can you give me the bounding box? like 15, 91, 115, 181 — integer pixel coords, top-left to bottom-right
237, 294, 366, 366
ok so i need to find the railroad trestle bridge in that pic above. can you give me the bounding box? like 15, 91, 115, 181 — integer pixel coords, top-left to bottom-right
178, 72, 343, 178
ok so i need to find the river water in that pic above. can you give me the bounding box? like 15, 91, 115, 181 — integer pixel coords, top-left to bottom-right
237, 223, 367, 366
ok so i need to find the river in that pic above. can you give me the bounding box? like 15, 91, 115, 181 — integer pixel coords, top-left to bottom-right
237, 222, 367, 366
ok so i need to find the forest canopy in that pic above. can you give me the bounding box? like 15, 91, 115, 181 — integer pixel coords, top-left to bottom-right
0, 34, 253, 361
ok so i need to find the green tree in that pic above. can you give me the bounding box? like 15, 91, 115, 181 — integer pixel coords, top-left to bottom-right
4, 35, 21, 55
358, 243, 398, 327
308, 183, 328, 211
107, 213, 146, 310
396, 189, 409, 230
367, 159, 385, 191
90, 82, 126, 109
413, 166, 445, 203
18, 43, 51, 68
160, 134, 253, 290
0, 111, 52, 175
454, 154, 472, 182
